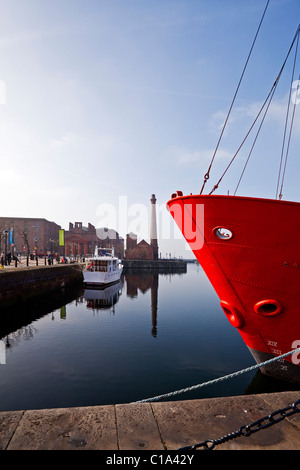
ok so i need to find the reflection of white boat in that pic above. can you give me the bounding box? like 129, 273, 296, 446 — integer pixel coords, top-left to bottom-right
84, 280, 122, 311
83, 247, 123, 286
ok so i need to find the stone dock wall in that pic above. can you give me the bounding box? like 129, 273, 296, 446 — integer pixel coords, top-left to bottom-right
0, 264, 83, 307
122, 259, 187, 272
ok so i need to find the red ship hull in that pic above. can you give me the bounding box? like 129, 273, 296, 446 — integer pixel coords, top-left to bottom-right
167, 193, 300, 383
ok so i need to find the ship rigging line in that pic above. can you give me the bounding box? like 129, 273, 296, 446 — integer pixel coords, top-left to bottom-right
199, 0, 270, 195
233, 82, 277, 195
209, 23, 300, 197
276, 26, 300, 200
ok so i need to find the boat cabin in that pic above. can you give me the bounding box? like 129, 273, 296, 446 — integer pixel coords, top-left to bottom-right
91, 259, 118, 272
86, 247, 120, 273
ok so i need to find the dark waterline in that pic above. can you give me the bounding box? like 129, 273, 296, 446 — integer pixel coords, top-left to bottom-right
0, 264, 299, 412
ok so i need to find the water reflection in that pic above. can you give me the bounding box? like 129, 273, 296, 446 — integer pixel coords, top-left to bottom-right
246, 369, 300, 395
0, 268, 179, 346
2, 324, 37, 355
83, 280, 123, 314
124, 271, 159, 337
0, 285, 83, 340
79, 271, 161, 337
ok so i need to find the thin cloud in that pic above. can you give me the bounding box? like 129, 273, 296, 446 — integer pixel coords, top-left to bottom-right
0, 27, 68, 48
167, 145, 232, 166
210, 94, 300, 139
95, 81, 221, 100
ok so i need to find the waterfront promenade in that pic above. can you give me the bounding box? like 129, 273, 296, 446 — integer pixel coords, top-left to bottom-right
0, 256, 75, 269
1, 391, 300, 450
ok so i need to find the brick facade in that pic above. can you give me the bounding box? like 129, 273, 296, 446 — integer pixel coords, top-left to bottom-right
0, 214, 158, 261
125, 233, 157, 260
0, 217, 61, 256
65, 223, 124, 258
0, 217, 125, 259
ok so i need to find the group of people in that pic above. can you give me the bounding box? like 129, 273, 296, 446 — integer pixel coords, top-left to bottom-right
0, 251, 21, 266
0, 252, 80, 267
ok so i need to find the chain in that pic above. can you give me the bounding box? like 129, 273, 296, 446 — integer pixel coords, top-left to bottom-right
178, 398, 300, 450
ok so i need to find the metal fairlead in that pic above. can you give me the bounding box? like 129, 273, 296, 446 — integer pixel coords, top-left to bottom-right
178, 398, 300, 450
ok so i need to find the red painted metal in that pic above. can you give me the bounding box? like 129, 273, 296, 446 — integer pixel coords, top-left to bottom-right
167, 193, 300, 382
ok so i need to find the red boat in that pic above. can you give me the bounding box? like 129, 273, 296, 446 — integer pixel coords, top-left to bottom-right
167, 193, 300, 383
167, 18, 300, 383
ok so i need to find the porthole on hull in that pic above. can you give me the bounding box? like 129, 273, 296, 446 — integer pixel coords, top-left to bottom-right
213, 227, 233, 240
254, 299, 283, 317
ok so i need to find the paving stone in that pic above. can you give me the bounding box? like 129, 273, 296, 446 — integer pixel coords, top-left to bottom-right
0, 410, 24, 450
116, 403, 164, 450
151, 392, 300, 450
7, 405, 117, 450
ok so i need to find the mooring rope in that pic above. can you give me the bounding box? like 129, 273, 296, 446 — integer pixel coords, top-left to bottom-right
132, 347, 300, 404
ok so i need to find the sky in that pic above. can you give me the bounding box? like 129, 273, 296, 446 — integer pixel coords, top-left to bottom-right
0, 0, 299, 257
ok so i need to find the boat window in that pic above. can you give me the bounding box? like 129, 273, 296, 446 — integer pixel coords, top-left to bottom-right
94, 260, 108, 272
97, 249, 110, 257
213, 227, 233, 240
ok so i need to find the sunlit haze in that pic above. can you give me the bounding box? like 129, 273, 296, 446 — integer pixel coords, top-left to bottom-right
0, 0, 299, 257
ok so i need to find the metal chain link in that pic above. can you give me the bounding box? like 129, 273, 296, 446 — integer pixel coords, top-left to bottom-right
178, 398, 300, 450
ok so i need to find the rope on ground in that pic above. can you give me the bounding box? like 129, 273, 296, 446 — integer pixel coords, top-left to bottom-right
132, 347, 300, 404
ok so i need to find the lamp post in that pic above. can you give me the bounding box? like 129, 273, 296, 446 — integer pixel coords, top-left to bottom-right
34, 238, 38, 265
3, 230, 8, 265
74, 242, 78, 261
50, 238, 54, 265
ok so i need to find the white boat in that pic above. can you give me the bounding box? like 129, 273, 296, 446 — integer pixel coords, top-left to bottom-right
83, 247, 123, 286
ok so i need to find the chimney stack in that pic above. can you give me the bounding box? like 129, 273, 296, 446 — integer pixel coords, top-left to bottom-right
150, 194, 158, 260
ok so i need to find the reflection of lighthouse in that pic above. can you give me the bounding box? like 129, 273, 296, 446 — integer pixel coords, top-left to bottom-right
150, 194, 158, 260
151, 273, 158, 338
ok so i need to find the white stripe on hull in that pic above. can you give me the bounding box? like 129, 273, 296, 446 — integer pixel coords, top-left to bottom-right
83, 268, 123, 285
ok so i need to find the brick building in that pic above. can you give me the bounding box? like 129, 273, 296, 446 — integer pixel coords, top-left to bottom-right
64, 222, 97, 257
0, 217, 61, 256
96, 227, 124, 259
125, 233, 157, 260
65, 222, 124, 258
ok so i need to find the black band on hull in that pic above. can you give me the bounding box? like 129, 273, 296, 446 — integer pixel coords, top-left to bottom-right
248, 347, 300, 384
